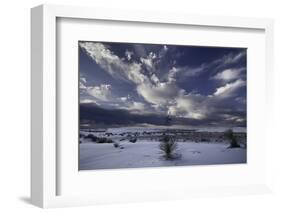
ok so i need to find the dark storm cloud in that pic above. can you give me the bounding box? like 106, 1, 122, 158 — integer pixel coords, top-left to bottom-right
80, 103, 246, 128
79, 41, 246, 127
80, 103, 166, 127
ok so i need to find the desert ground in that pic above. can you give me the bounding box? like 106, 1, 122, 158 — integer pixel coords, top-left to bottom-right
79, 126, 247, 170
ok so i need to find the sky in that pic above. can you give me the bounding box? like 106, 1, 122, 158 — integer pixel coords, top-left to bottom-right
79, 41, 246, 128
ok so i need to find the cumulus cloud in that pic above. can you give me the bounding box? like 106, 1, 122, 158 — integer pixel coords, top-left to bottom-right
213, 50, 246, 70
80, 81, 87, 89
224, 51, 246, 65
80, 77, 86, 83
167, 90, 246, 122
212, 68, 244, 82
80, 42, 180, 111
169, 63, 209, 81
159, 45, 168, 58
87, 84, 112, 101
140, 57, 153, 69
172, 50, 246, 82
79, 76, 87, 89
80, 42, 145, 83
168, 94, 207, 119
182, 65, 206, 77
120, 97, 128, 102
140, 52, 157, 73
116, 101, 154, 114
136, 82, 180, 107
213, 79, 246, 98
166, 67, 178, 83
80, 99, 99, 104
128, 102, 146, 111
125, 50, 133, 61
79, 41, 246, 125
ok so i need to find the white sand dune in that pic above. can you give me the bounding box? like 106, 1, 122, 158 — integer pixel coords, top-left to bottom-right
79, 140, 246, 170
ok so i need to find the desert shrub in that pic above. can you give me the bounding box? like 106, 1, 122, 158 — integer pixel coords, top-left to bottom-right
96, 137, 113, 143
201, 138, 210, 142
230, 137, 240, 148
107, 138, 113, 143
113, 142, 119, 148
224, 129, 240, 148
159, 135, 178, 160
129, 138, 137, 143
84, 134, 98, 142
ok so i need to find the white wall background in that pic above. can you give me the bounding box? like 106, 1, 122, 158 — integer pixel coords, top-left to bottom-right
0, 0, 280, 212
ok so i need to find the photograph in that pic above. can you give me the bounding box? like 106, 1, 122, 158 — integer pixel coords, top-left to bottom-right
78, 41, 247, 170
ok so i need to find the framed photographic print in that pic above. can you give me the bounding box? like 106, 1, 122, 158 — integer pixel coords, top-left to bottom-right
31, 4, 274, 208
78, 41, 247, 170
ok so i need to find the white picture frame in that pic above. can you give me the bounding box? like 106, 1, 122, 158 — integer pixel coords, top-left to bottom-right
31, 4, 274, 208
